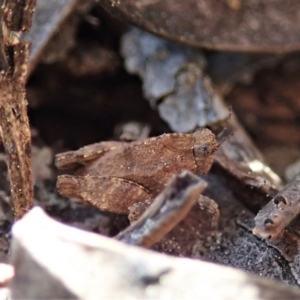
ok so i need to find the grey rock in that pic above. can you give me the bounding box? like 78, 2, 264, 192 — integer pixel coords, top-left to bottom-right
121, 28, 228, 132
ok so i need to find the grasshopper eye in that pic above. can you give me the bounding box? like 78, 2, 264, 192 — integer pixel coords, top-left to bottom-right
198, 143, 214, 156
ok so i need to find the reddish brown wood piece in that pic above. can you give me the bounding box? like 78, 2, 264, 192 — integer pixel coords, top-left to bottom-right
253, 173, 300, 242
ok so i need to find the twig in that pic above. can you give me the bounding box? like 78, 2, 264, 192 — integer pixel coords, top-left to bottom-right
0, 0, 36, 219
115, 171, 207, 247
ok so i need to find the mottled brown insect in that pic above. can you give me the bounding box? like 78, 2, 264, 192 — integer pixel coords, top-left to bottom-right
56, 129, 217, 214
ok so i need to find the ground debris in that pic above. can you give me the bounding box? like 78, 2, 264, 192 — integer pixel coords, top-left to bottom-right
3, 2, 300, 297
152, 169, 298, 285
238, 209, 300, 285
10, 207, 300, 299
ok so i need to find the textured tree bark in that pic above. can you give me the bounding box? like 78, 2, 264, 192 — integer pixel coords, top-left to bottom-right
0, 0, 36, 218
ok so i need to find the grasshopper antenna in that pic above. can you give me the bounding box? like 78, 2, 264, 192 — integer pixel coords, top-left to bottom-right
216, 107, 234, 147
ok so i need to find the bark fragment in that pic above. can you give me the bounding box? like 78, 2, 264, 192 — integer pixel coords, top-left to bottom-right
253, 173, 300, 241
115, 171, 207, 247
0, 0, 36, 218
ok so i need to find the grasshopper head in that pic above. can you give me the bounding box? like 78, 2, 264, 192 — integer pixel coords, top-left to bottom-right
192, 129, 217, 175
